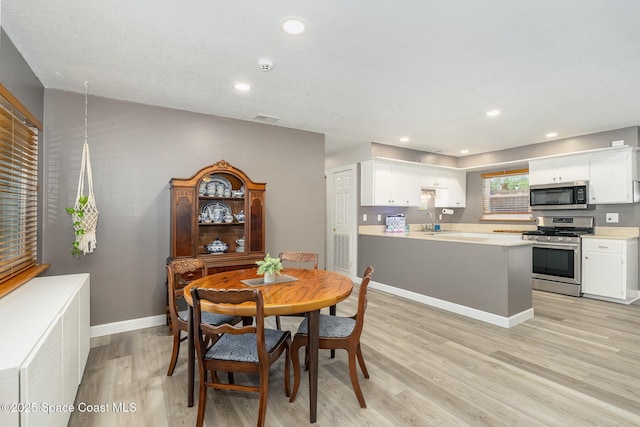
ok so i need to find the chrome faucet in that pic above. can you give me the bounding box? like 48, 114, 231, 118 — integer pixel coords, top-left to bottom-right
424, 211, 434, 231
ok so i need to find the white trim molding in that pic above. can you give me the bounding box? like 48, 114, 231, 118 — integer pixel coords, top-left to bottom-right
91, 314, 167, 338
368, 279, 534, 328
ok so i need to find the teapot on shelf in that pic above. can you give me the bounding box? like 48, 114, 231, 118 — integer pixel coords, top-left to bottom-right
234, 210, 245, 222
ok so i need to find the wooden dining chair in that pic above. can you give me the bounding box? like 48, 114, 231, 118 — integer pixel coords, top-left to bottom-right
275, 252, 320, 330
190, 287, 291, 427
289, 266, 374, 408
165, 258, 241, 376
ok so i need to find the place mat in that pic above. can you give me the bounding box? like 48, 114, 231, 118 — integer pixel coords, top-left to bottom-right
241, 275, 298, 287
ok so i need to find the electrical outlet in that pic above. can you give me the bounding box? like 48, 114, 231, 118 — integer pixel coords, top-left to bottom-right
606, 213, 619, 223
362, 214, 367, 222
377, 214, 382, 221
611, 140, 625, 147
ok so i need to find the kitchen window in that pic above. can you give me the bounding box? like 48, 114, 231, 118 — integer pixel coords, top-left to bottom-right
481, 169, 532, 221
0, 84, 47, 297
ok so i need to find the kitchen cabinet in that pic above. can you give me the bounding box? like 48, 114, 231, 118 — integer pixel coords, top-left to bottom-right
528, 153, 590, 186
420, 166, 466, 207
361, 160, 420, 206
444, 169, 466, 208
170, 160, 266, 272
420, 165, 449, 188
589, 147, 639, 204
582, 237, 638, 303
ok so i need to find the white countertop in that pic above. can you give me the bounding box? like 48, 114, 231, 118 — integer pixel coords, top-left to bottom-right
359, 225, 531, 247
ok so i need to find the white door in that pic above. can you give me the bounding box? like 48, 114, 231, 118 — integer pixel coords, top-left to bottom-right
326, 164, 357, 279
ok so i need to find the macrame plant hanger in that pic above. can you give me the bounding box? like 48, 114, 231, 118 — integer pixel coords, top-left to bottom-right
70, 82, 99, 256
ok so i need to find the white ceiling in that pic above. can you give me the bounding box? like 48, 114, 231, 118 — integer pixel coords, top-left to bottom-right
2, 1, 640, 155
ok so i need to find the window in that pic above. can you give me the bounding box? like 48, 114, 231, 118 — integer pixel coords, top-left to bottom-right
0, 84, 46, 297
481, 169, 532, 221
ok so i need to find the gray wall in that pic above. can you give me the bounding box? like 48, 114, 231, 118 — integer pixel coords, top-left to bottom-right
0, 29, 44, 122
42, 90, 326, 326
459, 127, 639, 169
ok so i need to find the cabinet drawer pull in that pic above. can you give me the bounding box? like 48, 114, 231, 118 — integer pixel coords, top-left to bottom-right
597, 245, 609, 249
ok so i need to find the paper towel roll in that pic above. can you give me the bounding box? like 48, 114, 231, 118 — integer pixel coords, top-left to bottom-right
441, 208, 454, 215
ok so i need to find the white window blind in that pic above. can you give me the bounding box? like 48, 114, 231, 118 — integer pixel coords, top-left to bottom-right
0, 91, 39, 285
481, 169, 532, 220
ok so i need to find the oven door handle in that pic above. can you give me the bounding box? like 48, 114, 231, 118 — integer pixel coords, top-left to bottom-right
532, 242, 579, 250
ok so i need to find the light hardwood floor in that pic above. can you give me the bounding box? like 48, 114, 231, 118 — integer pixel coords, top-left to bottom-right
69, 288, 640, 426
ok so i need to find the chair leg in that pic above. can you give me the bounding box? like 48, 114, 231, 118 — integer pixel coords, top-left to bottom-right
289, 337, 303, 402
166, 332, 181, 376
196, 369, 208, 427
284, 343, 291, 397
257, 365, 270, 427
275, 315, 282, 330
356, 343, 370, 379
348, 349, 367, 408
329, 305, 336, 359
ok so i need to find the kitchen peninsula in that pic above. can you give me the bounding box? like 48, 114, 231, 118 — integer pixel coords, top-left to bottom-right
358, 226, 533, 328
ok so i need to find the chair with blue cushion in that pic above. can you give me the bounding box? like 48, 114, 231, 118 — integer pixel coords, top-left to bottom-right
289, 266, 374, 408
190, 287, 291, 427
166, 258, 241, 376
275, 252, 319, 330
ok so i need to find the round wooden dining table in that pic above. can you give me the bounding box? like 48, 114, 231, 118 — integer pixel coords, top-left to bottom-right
183, 267, 353, 423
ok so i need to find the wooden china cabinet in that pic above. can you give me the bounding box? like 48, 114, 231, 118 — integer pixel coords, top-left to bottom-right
169, 160, 266, 273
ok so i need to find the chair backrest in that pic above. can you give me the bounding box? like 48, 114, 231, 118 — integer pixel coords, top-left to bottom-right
279, 252, 318, 269
167, 258, 207, 327
190, 288, 267, 361
352, 266, 374, 338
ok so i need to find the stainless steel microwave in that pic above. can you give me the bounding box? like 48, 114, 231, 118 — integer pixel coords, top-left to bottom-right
529, 181, 590, 210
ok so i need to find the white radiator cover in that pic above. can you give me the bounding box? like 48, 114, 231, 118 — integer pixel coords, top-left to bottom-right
0, 274, 90, 427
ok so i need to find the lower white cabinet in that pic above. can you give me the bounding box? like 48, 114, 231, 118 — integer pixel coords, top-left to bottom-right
582, 237, 638, 303
0, 274, 90, 427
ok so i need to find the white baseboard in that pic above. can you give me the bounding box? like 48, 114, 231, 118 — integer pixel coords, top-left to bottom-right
91, 314, 167, 338
368, 280, 534, 328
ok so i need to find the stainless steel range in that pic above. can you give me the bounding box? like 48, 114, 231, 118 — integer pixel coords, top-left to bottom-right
522, 216, 594, 296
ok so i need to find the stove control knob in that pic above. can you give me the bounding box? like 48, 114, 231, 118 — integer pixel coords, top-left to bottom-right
547, 236, 551, 241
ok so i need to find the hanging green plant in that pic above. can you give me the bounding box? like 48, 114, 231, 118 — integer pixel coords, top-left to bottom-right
66, 195, 89, 257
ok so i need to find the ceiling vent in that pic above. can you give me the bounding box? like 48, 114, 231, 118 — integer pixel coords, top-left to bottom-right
254, 114, 280, 123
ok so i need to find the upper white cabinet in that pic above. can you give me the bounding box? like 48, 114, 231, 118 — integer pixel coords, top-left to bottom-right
589, 147, 638, 204
528, 147, 639, 205
420, 166, 448, 188
445, 170, 467, 208
361, 160, 420, 206
528, 153, 590, 186
420, 166, 466, 207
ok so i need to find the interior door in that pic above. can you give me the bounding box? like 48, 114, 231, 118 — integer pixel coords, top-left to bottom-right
326, 164, 357, 279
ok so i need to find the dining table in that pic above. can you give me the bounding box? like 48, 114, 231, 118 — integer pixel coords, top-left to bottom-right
183, 267, 354, 423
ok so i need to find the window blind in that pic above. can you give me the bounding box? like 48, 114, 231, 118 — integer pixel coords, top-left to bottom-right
0, 94, 39, 284
481, 169, 531, 219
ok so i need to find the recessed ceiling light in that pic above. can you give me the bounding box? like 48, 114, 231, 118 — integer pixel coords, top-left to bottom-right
280, 18, 307, 35
233, 82, 251, 91
545, 132, 558, 138
486, 109, 501, 117
460, 149, 469, 154
400, 137, 410, 142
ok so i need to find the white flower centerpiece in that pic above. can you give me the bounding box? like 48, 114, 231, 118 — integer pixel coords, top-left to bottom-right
256, 253, 283, 284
